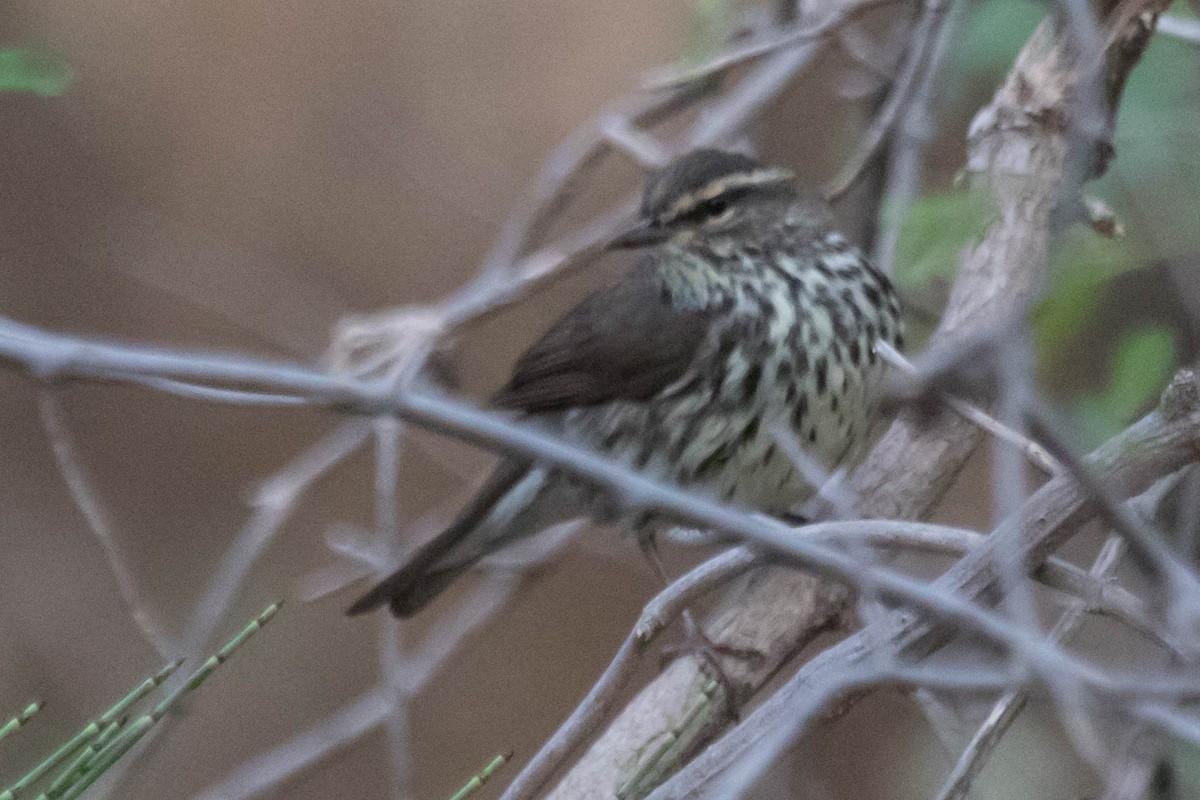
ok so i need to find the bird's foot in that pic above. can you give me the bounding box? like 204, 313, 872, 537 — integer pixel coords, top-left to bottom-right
659, 612, 765, 720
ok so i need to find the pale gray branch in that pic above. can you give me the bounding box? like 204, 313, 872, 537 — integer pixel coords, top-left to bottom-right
37, 391, 178, 659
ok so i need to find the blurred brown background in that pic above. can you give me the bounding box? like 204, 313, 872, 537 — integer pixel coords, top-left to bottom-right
2, 1, 1190, 798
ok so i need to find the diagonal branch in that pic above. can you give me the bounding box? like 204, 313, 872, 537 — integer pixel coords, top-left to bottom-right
36, 391, 178, 659
934, 472, 1186, 800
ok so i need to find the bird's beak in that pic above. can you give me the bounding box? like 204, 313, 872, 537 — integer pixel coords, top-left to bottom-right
607, 219, 669, 250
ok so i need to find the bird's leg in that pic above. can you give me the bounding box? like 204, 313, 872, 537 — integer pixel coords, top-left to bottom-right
635, 530, 763, 712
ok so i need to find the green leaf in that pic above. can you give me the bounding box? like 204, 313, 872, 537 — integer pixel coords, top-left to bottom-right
1072, 328, 1175, 448
0, 47, 72, 96
1034, 227, 1141, 365
681, 0, 738, 65
951, 0, 1044, 78
890, 188, 992, 292
1096, 27, 1200, 261
1176, 740, 1200, 800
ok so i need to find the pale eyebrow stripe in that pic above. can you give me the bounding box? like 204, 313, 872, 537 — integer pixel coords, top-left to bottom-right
665, 168, 795, 220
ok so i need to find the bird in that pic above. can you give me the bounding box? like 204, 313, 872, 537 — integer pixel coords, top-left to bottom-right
347, 148, 903, 618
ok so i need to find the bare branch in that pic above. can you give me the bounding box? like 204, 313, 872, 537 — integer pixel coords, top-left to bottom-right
1, 317, 1170, 676
935, 534, 1128, 800
181, 421, 371, 656
936, 473, 1187, 800
876, 340, 1061, 475
1158, 14, 1200, 45
644, 0, 906, 89
1029, 404, 1200, 631
824, 0, 955, 201
37, 391, 178, 658
191, 688, 393, 800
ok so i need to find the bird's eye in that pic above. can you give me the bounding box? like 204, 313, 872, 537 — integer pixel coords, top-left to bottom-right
700, 198, 729, 218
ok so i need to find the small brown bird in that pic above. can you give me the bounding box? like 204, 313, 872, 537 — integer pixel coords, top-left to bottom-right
348, 149, 903, 618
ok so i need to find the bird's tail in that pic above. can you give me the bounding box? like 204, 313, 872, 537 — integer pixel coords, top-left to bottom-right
346, 460, 576, 618
344, 549, 475, 618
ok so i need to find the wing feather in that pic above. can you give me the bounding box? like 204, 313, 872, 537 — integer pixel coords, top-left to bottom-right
491, 262, 712, 413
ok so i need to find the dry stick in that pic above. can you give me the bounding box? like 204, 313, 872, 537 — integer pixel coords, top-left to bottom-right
875, 341, 1061, 475
372, 419, 411, 800
190, 687, 393, 800
36, 391, 178, 659
1159, 14, 1200, 44
644, 0, 907, 89
872, 0, 959, 274
86, 421, 374, 800
567, 2, 1175, 797
192, 578, 520, 800
1029, 407, 1200, 624
824, 0, 954, 201
180, 420, 371, 657
498, 548, 759, 800
935, 474, 1185, 800
599, 114, 671, 168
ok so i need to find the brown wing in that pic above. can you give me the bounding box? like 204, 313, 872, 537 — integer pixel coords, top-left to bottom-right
490, 261, 713, 414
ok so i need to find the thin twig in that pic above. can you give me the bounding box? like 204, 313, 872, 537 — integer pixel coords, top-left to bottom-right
635, 549, 760, 643
1028, 403, 1200, 632
645, 0, 907, 89
824, 0, 953, 201
872, 0, 959, 273
876, 340, 1061, 475
190, 688, 393, 800
934, 534, 1127, 800
1158, 14, 1200, 45
180, 420, 371, 656
373, 419, 411, 800
500, 548, 767, 800
37, 391, 177, 658
196, 577, 518, 800
598, 115, 670, 168
937, 470, 1190, 799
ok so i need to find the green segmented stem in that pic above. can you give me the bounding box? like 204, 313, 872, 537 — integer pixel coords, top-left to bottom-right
177, 602, 280, 697
3, 602, 279, 800
46, 717, 152, 800
447, 753, 512, 800
101, 660, 183, 724
615, 676, 722, 800
51, 602, 280, 800
44, 719, 123, 799
0, 702, 43, 745
1, 661, 181, 800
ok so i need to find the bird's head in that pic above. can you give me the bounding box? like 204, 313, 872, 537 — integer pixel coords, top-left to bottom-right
609, 149, 799, 251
